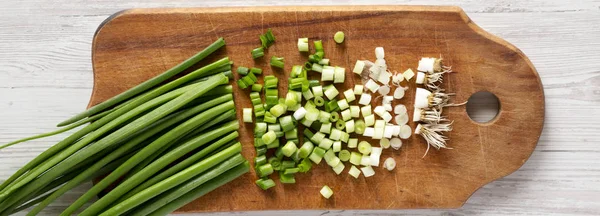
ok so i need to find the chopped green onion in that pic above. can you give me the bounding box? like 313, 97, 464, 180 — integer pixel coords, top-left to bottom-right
255, 122, 267, 134
270, 56, 285, 69
337, 99, 349, 111
284, 128, 298, 139
304, 128, 315, 139
264, 76, 278, 89
243, 108, 253, 123
251, 84, 263, 92
312, 63, 324, 73
345, 120, 355, 133
329, 112, 340, 122
312, 86, 324, 97
358, 141, 372, 154
338, 150, 351, 161
320, 123, 332, 134
256, 146, 267, 155
319, 58, 330, 65
266, 139, 280, 149
349, 151, 362, 165
260, 28, 276, 48
364, 114, 375, 127
332, 162, 345, 175
262, 131, 277, 144
321, 67, 334, 81
358, 93, 372, 105
298, 158, 313, 172
360, 155, 371, 166
355, 119, 366, 135
281, 160, 295, 169
314, 40, 324, 52
341, 110, 352, 121
285, 92, 298, 107
348, 138, 358, 148
257, 163, 274, 177
302, 89, 314, 100
237, 79, 249, 89
332, 141, 342, 152
298, 141, 314, 158
264, 111, 277, 124
333, 67, 345, 83
340, 132, 349, 143
279, 116, 295, 132
313, 96, 325, 107
254, 155, 267, 166
319, 111, 331, 123
256, 178, 276, 190
325, 100, 339, 113
360, 166, 375, 177
335, 119, 346, 130
237, 66, 249, 75
268, 124, 281, 132
301, 118, 313, 127
319, 138, 334, 149
334, 31, 345, 43
354, 85, 364, 95
270, 104, 287, 117
309, 147, 326, 164
330, 128, 343, 140
348, 165, 361, 178
282, 141, 298, 157
324, 84, 339, 100
251, 67, 263, 74
311, 132, 325, 144
350, 106, 360, 118
298, 38, 309, 52
304, 107, 320, 122
251, 47, 265, 59
284, 168, 300, 175
320, 185, 333, 199
373, 120, 385, 139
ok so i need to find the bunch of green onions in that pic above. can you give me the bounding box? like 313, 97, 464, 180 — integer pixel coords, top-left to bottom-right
0, 38, 250, 215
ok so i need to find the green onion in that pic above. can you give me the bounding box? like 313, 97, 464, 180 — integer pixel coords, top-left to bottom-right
302, 89, 314, 100
102, 154, 247, 216
270, 104, 287, 117
251, 67, 263, 74
348, 165, 361, 178
298, 158, 312, 172
257, 163, 274, 177
264, 76, 278, 89
304, 128, 315, 139
319, 138, 334, 150
251, 47, 265, 59
256, 146, 267, 156
334, 31, 345, 43
325, 100, 339, 112
349, 152, 362, 165
309, 147, 326, 164
281, 160, 295, 169
279, 116, 295, 132
298, 38, 309, 52
26, 96, 234, 215
279, 173, 296, 184
321, 67, 334, 81
348, 138, 358, 148
355, 119, 366, 134
260, 28, 276, 48
338, 150, 351, 161
255, 155, 267, 166
332, 141, 342, 152
268, 157, 282, 170
237, 66, 249, 75
266, 139, 280, 149
336, 119, 346, 130
311, 63, 323, 73
256, 178, 276, 190
298, 141, 314, 158
284, 128, 298, 140
337, 99, 349, 111
345, 119, 355, 133
270, 56, 285, 69
320, 185, 333, 199
135, 162, 249, 216
310, 132, 325, 144
333, 67, 345, 83
251, 84, 263, 92
313, 96, 325, 107
349, 106, 360, 118
284, 168, 300, 175
262, 131, 277, 144
243, 108, 253, 123
330, 112, 340, 122
358, 141, 372, 154
319, 58, 330, 66
264, 111, 277, 124
285, 91, 298, 107
341, 109, 352, 121
314, 40, 324, 52
319, 111, 331, 123
0, 75, 230, 210
57, 38, 226, 127
282, 141, 298, 157
332, 162, 345, 175
311, 86, 323, 97
324, 84, 339, 100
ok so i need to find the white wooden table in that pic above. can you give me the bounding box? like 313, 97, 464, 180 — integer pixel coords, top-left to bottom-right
1, 1, 599, 215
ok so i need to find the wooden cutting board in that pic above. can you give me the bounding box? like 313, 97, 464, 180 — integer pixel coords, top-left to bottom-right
89, 6, 544, 212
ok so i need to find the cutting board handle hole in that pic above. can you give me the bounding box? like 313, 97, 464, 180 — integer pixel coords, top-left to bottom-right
466, 91, 500, 123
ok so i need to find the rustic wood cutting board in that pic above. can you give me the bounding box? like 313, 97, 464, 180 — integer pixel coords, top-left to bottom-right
89, 6, 544, 212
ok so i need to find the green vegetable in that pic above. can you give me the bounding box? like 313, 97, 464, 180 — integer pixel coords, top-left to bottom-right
270, 56, 285, 69
251, 47, 265, 59
334, 31, 345, 43
255, 178, 276, 190
57, 38, 226, 127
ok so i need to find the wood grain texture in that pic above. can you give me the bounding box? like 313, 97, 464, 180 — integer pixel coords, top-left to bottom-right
1, 1, 599, 216
87, 5, 543, 212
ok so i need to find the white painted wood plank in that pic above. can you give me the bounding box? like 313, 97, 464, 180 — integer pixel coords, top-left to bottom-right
1, 0, 600, 215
